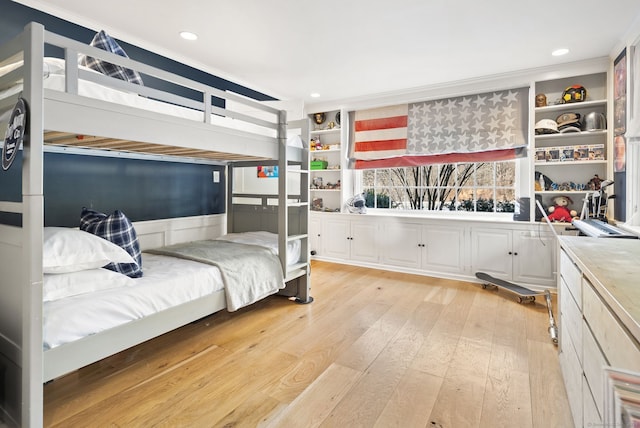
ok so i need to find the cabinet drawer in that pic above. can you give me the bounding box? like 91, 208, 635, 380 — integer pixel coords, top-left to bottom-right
582, 320, 607, 419
583, 279, 640, 372
583, 376, 602, 427
560, 250, 582, 309
560, 278, 583, 364
560, 320, 583, 428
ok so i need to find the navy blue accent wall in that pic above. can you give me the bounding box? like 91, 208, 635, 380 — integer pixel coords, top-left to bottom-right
0, 151, 226, 227
44, 153, 226, 227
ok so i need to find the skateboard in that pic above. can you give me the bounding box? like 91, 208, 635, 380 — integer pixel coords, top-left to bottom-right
475, 272, 542, 304
475, 272, 558, 345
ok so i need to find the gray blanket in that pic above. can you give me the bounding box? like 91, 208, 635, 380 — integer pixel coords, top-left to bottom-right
146, 240, 285, 311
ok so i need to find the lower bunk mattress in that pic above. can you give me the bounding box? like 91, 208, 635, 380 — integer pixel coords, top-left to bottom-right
43, 232, 301, 351
43, 252, 224, 350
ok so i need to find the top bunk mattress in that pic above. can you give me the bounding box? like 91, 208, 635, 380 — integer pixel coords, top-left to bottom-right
0, 57, 304, 160
0, 59, 271, 136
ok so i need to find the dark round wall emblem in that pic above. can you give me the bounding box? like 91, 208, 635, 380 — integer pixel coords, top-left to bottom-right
2, 98, 27, 171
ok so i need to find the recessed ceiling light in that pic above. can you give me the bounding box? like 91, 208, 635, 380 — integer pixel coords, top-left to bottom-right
310, 93, 321, 98
179, 31, 198, 41
552, 48, 569, 57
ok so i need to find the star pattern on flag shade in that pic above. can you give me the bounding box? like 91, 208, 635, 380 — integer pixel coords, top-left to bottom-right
406, 88, 527, 156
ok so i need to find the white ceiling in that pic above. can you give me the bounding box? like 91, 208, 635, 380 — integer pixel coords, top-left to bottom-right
14, 0, 640, 108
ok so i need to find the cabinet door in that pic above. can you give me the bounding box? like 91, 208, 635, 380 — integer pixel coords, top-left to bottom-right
309, 216, 322, 256
350, 221, 379, 263
512, 231, 556, 286
322, 218, 350, 260
381, 222, 422, 268
423, 226, 465, 273
470, 229, 512, 279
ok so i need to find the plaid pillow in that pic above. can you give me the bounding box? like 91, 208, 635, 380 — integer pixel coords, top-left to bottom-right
79, 208, 143, 278
80, 30, 144, 85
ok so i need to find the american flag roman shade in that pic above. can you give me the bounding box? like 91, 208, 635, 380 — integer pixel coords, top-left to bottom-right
349, 87, 529, 168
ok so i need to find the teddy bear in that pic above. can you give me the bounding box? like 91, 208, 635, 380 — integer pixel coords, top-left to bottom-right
547, 195, 578, 222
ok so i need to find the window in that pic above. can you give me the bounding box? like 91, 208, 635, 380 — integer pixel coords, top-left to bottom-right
361, 160, 516, 213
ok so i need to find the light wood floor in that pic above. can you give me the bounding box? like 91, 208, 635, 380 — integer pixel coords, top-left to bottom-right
44, 261, 573, 427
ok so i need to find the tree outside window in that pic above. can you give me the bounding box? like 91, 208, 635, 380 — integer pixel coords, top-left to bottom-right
362, 161, 515, 213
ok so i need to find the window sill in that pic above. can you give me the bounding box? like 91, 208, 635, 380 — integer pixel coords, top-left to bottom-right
353, 209, 515, 222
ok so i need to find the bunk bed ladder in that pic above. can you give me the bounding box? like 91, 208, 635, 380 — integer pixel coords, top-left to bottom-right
279, 113, 313, 304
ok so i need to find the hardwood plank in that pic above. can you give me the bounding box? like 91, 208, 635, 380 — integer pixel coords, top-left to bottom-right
44, 322, 227, 426
334, 279, 437, 372
207, 390, 283, 428
157, 350, 298, 426
48, 344, 236, 426
276, 271, 391, 358
143, 348, 296, 427
480, 343, 533, 428
319, 300, 443, 427
410, 330, 460, 378
263, 299, 391, 403
263, 272, 440, 406
428, 336, 493, 427
374, 368, 443, 428
528, 339, 573, 428
492, 293, 529, 350
411, 281, 476, 378
262, 363, 362, 428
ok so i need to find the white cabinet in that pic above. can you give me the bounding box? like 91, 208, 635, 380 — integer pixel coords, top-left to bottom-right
512, 230, 556, 285
470, 227, 556, 287
382, 221, 465, 274
558, 239, 640, 428
312, 213, 556, 286
318, 215, 379, 263
309, 215, 321, 256
533, 72, 609, 220
470, 228, 512, 278
309, 109, 348, 213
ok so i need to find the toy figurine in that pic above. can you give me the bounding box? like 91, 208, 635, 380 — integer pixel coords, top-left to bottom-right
588, 174, 602, 190
547, 195, 578, 222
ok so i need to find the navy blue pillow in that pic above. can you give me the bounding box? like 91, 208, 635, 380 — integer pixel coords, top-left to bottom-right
80, 30, 144, 85
79, 208, 143, 278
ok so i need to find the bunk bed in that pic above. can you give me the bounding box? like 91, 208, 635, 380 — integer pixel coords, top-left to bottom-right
0, 23, 311, 427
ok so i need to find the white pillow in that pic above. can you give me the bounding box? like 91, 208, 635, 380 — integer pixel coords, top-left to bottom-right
43, 227, 136, 274
43, 268, 134, 301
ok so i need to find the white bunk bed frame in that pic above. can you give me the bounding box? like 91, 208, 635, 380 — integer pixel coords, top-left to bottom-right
0, 23, 311, 427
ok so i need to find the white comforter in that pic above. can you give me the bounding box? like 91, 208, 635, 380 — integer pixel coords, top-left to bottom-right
216, 231, 301, 266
